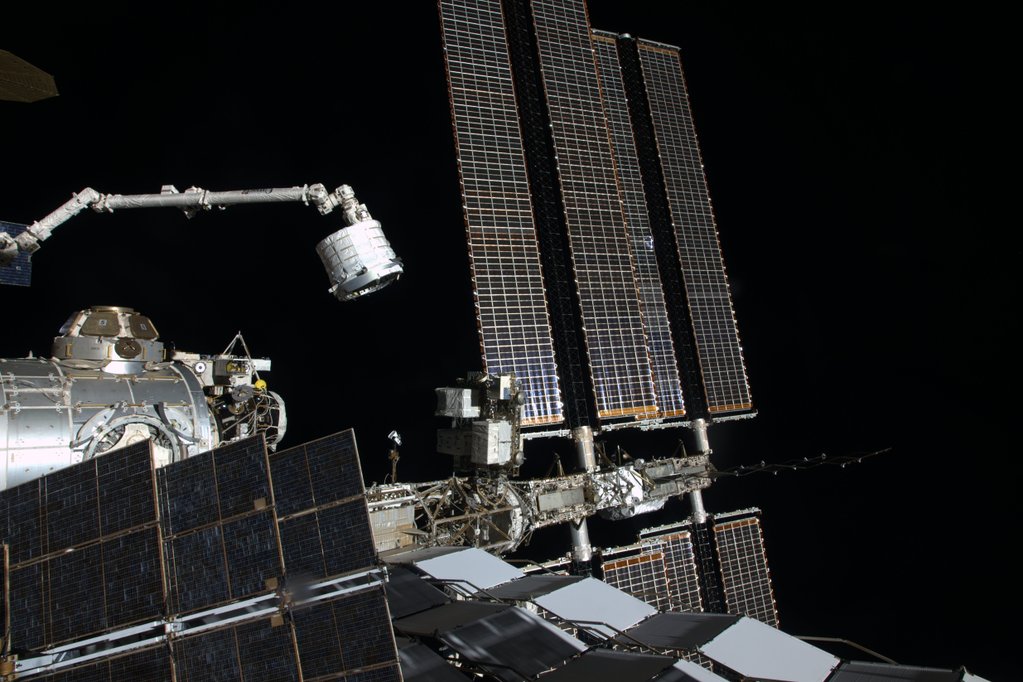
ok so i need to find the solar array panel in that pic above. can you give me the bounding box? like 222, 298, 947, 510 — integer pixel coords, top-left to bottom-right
439, 3, 755, 428
173, 614, 300, 681
530, 0, 657, 421
271, 429, 366, 511
31, 644, 173, 682
384, 566, 450, 620
830, 662, 965, 682
1, 478, 44, 563
602, 530, 703, 615
2, 429, 402, 680
7, 532, 164, 649
277, 501, 377, 581
593, 31, 686, 420
163, 513, 284, 616
271, 430, 378, 580
293, 602, 345, 677
440, 0, 564, 426
158, 437, 283, 616
0, 220, 33, 286
713, 513, 778, 626
601, 549, 672, 611
43, 461, 100, 551
657, 531, 704, 613
616, 611, 739, 652
2, 443, 154, 560
222, 512, 281, 599
533, 576, 656, 638
156, 448, 219, 535
214, 436, 273, 518
172, 589, 402, 682
698, 617, 837, 681
165, 525, 230, 615
0, 442, 161, 648
235, 616, 302, 681
180, 589, 404, 682
637, 40, 753, 415
173, 626, 242, 681
96, 442, 158, 536
334, 588, 400, 672
291, 587, 402, 681
6, 561, 45, 650
101, 526, 165, 627
47, 545, 103, 644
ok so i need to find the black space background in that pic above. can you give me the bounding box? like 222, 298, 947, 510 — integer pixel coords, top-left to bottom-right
2, 5, 1015, 680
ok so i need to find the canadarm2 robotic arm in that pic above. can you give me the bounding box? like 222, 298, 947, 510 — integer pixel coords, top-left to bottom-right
0, 182, 402, 300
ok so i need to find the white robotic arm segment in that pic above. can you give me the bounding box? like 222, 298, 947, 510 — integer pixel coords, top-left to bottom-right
8, 187, 103, 255
86, 183, 370, 223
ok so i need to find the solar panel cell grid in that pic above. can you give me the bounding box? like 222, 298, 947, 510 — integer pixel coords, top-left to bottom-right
235, 617, 301, 681
279, 512, 325, 579
157, 451, 218, 536
307, 430, 365, 506
659, 531, 703, 612
278, 502, 376, 581
593, 32, 686, 420
48, 542, 106, 644
106, 645, 173, 682
532, 0, 658, 421
271, 430, 365, 517
291, 588, 399, 680
173, 626, 242, 682
222, 510, 282, 600
44, 459, 99, 552
336, 588, 397, 672
213, 435, 271, 519
96, 442, 156, 536
713, 516, 778, 626
102, 526, 164, 628
293, 600, 345, 678
440, 0, 565, 426
0, 478, 44, 563
2, 431, 394, 669
601, 550, 672, 611
319, 500, 378, 578
270, 444, 315, 517
8, 561, 45, 651
166, 524, 229, 615
637, 41, 752, 415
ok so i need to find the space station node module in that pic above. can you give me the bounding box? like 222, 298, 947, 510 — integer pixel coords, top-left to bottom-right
0, 306, 285, 490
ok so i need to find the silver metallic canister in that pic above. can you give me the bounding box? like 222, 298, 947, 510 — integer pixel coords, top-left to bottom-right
316, 219, 403, 301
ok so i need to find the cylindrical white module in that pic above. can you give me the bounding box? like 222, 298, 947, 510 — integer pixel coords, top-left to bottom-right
0, 357, 215, 489
316, 219, 403, 301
